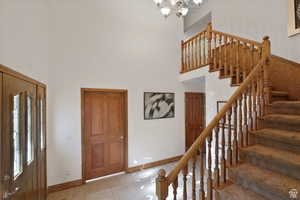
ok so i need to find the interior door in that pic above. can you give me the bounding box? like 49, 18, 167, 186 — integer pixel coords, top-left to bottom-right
185, 93, 205, 151
2, 74, 37, 200
83, 90, 127, 180
37, 86, 47, 200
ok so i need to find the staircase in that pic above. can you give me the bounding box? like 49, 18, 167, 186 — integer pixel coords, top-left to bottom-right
216, 96, 300, 200
156, 23, 300, 200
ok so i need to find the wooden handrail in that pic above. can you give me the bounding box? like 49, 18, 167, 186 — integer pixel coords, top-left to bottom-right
167, 58, 266, 183
212, 30, 263, 47
183, 30, 207, 44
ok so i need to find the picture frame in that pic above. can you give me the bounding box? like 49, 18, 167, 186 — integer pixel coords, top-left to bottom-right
288, 0, 300, 37
144, 92, 175, 120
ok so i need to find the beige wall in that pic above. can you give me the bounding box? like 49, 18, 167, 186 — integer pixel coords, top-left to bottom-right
0, 0, 50, 83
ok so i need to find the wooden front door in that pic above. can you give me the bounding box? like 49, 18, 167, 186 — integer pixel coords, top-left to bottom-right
2, 74, 37, 200
82, 89, 127, 180
185, 93, 205, 151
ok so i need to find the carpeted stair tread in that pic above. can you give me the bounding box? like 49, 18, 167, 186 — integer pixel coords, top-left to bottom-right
250, 128, 300, 146
229, 164, 300, 200
240, 145, 300, 179
215, 184, 268, 200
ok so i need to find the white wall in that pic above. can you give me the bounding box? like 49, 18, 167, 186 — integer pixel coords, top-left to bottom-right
47, 0, 187, 186
0, 0, 49, 83
185, 0, 300, 63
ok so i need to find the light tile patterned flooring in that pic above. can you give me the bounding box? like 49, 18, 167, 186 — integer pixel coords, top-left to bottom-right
47, 162, 178, 200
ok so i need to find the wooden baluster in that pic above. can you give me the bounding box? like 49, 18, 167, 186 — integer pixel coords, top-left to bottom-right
250, 44, 255, 71
214, 127, 220, 188
183, 43, 187, 72
196, 36, 199, 68
192, 40, 195, 69
183, 165, 188, 200
203, 31, 206, 64
261, 68, 266, 116
186, 42, 190, 71
248, 83, 253, 136
229, 38, 236, 77
243, 91, 248, 146
185, 42, 188, 71
207, 23, 213, 65
181, 41, 184, 73
220, 117, 226, 185
189, 42, 192, 71
214, 33, 217, 70
243, 44, 248, 81
156, 169, 168, 200
172, 176, 178, 200
218, 34, 223, 71
253, 78, 258, 130
199, 145, 205, 200
192, 154, 197, 200
199, 33, 202, 66
232, 101, 238, 166
207, 133, 213, 200
227, 108, 233, 166
236, 41, 240, 84
238, 97, 244, 147
224, 36, 228, 76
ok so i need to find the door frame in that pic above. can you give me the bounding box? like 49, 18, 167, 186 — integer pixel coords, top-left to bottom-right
81, 88, 128, 182
185, 92, 206, 150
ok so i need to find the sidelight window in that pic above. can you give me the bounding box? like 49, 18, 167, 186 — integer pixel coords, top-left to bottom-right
27, 95, 34, 165
13, 94, 23, 179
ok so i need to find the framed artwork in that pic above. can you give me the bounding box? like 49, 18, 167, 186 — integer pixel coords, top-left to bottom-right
288, 0, 300, 36
144, 92, 175, 120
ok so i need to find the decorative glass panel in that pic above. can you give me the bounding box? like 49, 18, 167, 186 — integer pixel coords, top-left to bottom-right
40, 99, 45, 150
27, 95, 34, 165
13, 94, 23, 179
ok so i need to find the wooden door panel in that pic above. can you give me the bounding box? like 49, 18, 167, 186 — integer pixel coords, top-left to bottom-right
83, 90, 127, 180
185, 93, 205, 150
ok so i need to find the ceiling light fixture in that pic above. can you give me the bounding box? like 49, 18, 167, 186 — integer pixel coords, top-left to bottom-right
153, 0, 203, 18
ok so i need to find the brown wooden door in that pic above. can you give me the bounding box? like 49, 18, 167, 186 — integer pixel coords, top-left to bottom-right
2, 74, 38, 200
185, 93, 205, 151
37, 86, 47, 200
83, 89, 127, 180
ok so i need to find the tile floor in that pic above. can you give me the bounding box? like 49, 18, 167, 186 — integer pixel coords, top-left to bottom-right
47, 162, 179, 200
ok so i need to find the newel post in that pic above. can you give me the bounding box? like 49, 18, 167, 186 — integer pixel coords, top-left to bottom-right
156, 169, 169, 200
262, 36, 272, 105
207, 23, 213, 65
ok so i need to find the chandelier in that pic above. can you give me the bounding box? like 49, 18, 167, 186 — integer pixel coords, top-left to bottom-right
153, 0, 203, 18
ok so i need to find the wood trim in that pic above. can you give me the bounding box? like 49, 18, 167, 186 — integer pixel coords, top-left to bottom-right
81, 88, 128, 182
0, 64, 46, 88
126, 155, 182, 173
47, 179, 83, 193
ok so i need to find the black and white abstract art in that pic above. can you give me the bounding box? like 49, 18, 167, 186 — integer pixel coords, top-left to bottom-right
144, 92, 175, 120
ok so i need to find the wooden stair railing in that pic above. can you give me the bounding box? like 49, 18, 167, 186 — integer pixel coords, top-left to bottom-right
181, 24, 267, 87
156, 26, 272, 200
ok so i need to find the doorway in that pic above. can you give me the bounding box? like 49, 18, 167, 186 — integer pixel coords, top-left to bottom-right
81, 89, 128, 181
185, 92, 205, 151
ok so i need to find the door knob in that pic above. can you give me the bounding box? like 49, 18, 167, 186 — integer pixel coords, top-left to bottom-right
3, 187, 20, 199
120, 136, 124, 140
